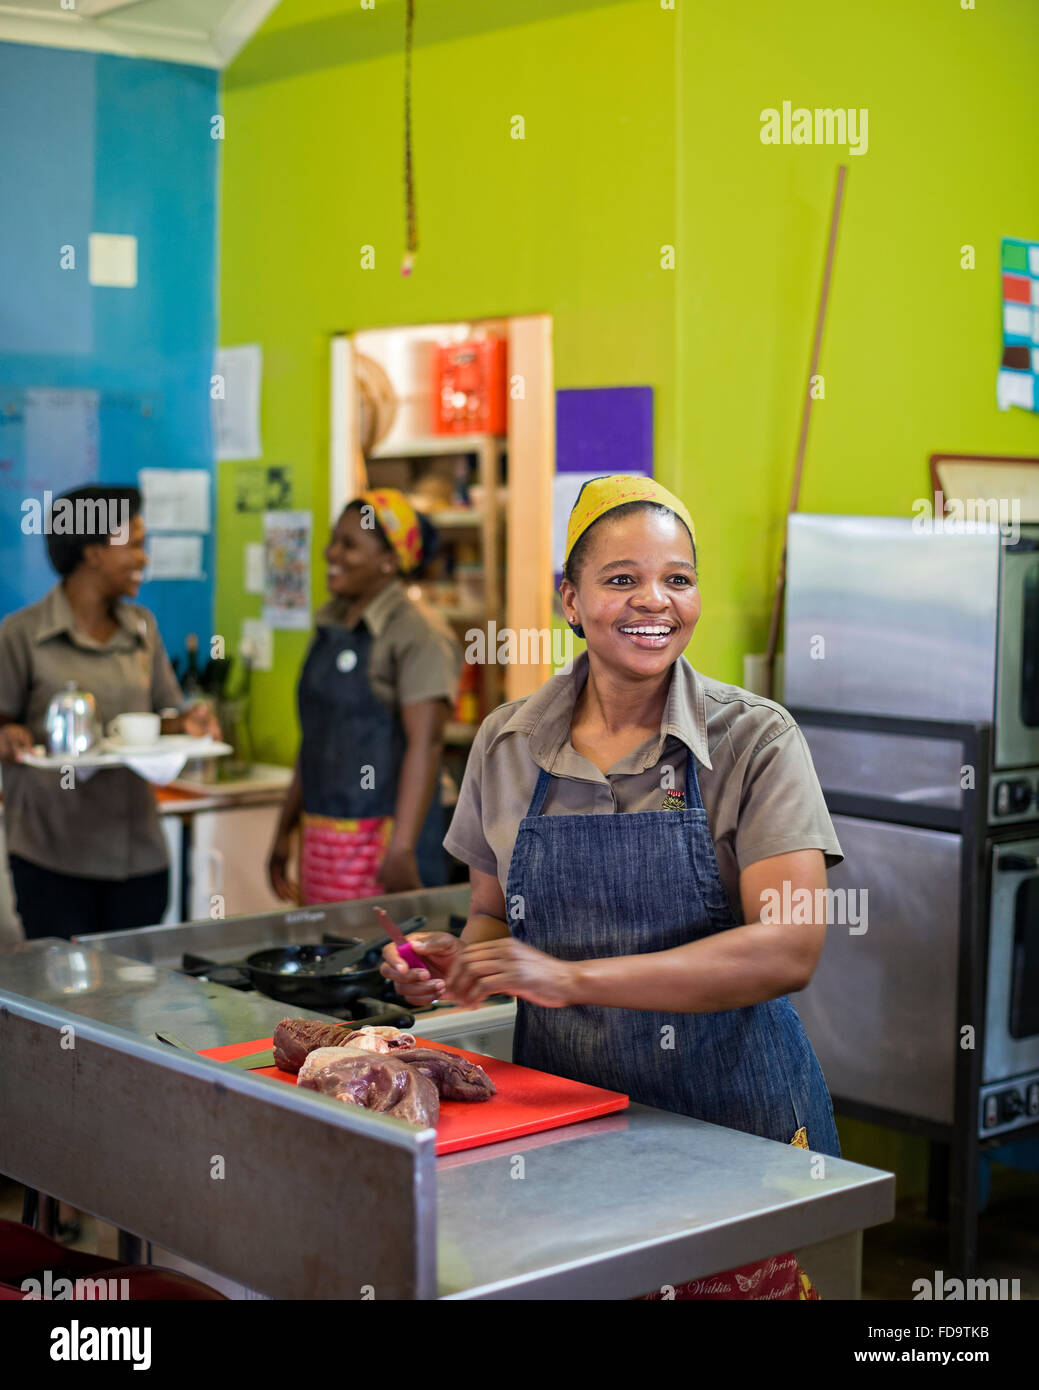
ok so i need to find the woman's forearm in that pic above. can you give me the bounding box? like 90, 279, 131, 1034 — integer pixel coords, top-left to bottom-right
390, 735, 441, 850
462, 912, 511, 945
568, 919, 821, 1014
275, 760, 303, 839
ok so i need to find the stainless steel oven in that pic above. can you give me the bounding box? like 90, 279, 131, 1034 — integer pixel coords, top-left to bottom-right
995, 537, 1039, 771
784, 514, 1039, 1277
985, 838, 1039, 1086
785, 516, 1039, 799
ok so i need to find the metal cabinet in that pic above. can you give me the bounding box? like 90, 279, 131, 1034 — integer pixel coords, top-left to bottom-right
187, 804, 285, 921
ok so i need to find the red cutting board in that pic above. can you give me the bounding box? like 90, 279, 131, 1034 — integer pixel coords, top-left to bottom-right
197, 1036, 628, 1155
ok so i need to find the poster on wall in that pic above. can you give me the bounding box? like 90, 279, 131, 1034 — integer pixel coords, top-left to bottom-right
139, 467, 210, 532
262, 510, 311, 630
234, 462, 294, 512
998, 237, 1039, 413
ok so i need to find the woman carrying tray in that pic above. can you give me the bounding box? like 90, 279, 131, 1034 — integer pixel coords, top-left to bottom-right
0, 485, 219, 939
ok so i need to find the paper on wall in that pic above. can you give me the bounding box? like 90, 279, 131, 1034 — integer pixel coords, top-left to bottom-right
214, 344, 263, 461
997, 370, 1035, 412
262, 510, 311, 630
139, 468, 210, 532
147, 535, 204, 580
244, 542, 265, 594
24, 389, 99, 492
241, 618, 273, 671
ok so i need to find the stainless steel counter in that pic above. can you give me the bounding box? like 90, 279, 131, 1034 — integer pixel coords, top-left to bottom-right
1, 928, 895, 1299
436, 1108, 889, 1299
0, 936, 335, 1050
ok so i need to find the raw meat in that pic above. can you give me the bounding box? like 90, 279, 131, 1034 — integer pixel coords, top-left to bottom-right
396, 1049, 496, 1101
274, 1021, 495, 1105
272, 1019, 414, 1073
272, 1018, 355, 1073
296, 1047, 440, 1128
346, 1026, 417, 1054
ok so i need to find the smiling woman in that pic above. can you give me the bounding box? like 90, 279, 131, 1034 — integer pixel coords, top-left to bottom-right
382, 472, 845, 1301
0, 485, 218, 939
267, 488, 462, 904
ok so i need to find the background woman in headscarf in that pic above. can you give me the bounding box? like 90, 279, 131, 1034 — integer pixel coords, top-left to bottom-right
268, 489, 461, 903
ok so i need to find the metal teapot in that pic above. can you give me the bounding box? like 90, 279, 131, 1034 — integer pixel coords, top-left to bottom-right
45, 681, 100, 756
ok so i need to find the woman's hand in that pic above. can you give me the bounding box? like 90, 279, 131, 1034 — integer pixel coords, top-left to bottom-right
267, 833, 299, 903
447, 938, 577, 1009
379, 932, 460, 1007
378, 842, 422, 894
0, 723, 34, 764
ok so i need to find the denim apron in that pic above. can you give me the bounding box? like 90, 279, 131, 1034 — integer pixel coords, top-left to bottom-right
506, 749, 840, 1158
297, 622, 445, 895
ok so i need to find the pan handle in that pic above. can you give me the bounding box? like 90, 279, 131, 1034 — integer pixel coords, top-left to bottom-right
352, 999, 415, 1029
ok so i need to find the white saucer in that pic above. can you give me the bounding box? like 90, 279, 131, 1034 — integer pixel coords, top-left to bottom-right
102, 735, 210, 755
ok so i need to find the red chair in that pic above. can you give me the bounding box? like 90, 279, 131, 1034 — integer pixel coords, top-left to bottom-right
0, 1219, 226, 1300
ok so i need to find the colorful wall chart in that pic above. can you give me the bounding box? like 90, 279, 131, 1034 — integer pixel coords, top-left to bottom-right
999, 237, 1039, 413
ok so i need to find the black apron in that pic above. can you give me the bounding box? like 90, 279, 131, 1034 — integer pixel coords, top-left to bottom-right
297, 621, 445, 886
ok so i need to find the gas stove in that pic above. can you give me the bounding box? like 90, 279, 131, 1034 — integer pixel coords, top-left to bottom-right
71, 885, 516, 1036
180, 943, 419, 1028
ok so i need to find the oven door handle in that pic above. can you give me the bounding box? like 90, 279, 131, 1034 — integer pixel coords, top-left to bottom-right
997, 854, 1039, 872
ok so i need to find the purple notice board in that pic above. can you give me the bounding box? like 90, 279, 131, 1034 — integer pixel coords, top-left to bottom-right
553, 386, 654, 576
555, 386, 654, 475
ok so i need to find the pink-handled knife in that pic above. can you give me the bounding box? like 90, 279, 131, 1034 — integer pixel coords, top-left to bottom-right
374, 905, 425, 971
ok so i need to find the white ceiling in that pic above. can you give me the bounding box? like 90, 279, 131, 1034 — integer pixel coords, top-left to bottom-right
0, 0, 281, 68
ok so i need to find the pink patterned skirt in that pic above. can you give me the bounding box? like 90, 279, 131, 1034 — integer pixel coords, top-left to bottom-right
300, 812, 394, 903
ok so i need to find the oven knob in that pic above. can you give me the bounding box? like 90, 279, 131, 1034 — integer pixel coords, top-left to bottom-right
995, 782, 1012, 816
1028, 1083, 1039, 1117
983, 1094, 1000, 1128
1001, 1090, 1024, 1122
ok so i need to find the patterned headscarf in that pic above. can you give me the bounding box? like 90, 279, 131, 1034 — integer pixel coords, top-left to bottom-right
564, 474, 696, 565
359, 488, 423, 574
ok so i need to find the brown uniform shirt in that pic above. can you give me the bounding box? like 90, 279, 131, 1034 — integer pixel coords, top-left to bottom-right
312, 580, 461, 710
444, 652, 843, 917
0, 584, 184, 880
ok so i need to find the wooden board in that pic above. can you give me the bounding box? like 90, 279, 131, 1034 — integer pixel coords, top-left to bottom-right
198, 1035, 628, 1155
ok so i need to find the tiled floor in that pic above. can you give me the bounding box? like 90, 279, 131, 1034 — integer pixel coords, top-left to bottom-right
4, 1168, 1036, 1299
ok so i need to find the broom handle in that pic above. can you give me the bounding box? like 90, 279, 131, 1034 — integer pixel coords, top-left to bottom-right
764, 164, 847, 697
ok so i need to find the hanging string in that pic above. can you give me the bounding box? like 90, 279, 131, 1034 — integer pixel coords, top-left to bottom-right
401, 0, 417, 276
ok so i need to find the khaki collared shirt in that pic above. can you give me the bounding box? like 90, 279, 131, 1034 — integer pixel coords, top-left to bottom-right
0, 584, 184, 880
312, 581, 461, 710
444, 652, 843, 917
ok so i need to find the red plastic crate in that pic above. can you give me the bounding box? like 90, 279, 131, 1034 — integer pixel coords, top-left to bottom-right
433, 338, 507, 435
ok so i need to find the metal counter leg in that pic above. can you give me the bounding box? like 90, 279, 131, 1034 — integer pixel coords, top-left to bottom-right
117, 1230, 144, 1265
795, 1230, 863, 1300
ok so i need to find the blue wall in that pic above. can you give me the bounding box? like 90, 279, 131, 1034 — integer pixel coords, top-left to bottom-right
0, 42, 218, 668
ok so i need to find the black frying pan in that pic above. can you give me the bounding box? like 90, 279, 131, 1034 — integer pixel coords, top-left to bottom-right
187, 915, 428, 1010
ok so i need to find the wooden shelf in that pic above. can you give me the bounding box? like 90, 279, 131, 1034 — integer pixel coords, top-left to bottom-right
426, 507, 504, 529
437, 606, 486, 624
340, 316, 553, 717
369, 434, 506, 460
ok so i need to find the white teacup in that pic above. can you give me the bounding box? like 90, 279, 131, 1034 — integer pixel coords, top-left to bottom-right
107, 712, 161, 747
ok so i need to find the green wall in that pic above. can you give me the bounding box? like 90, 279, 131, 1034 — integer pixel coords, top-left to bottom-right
218, 0, 676, 764
677, 0, 1039, 685
221, 0, 1039, 763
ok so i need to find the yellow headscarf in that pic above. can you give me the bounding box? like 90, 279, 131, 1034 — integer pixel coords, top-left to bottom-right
564, 475, 696, 565
359, 488, 423, 574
